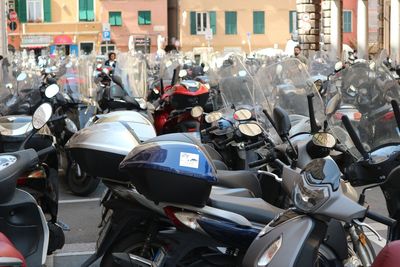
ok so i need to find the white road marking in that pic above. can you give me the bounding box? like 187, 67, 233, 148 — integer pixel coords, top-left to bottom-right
59, 198, 101, 204
46, 243, 97, 267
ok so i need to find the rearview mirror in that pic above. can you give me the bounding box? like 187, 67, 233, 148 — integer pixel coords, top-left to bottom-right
238, 70, 247, 77
312, 132, 336, 148
45, 84, 60, 98
32, 103, 53, 129
325, 94, 340, 116
273, 106, 291, 137
17, 72, 27, 82
233, 108, 252, 121
238, 122, 263, 137
179, 69, 188, 78
334, 61, 343, 72
191, 106, 204, 118
205, 111, 223, 123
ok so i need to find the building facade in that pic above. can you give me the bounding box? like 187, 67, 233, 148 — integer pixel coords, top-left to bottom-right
169, 0, 297, 53
99, 0, 168, 53
6, 0, 168, 55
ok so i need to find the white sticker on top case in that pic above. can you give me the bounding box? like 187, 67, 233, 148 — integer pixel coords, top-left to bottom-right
179, 152, 199, 169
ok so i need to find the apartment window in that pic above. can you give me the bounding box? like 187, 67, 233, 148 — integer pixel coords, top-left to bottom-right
253, 11, 265, 34
27, 0, 42, 22
109, 12, 122, 26
196, 12, 208, 34
289, 11, 297, 33
138, 11, 151, 25
190, 11, 216, 35
343, 10, 352, 32
225, 11, 237, 35
79, 0, 94, 21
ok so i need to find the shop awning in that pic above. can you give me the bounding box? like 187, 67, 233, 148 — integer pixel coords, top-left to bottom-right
20, 35, 52, 48
54, 35, 73, 45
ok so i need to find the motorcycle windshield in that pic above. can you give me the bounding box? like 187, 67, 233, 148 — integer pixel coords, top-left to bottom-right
59, 54, 96, 103
217, 55, 280, 142
326, 60, 400, 158
159, 54, 184, 85
255, 58, 326, 128
308, 51, 336, 79
113, 53, 147, 99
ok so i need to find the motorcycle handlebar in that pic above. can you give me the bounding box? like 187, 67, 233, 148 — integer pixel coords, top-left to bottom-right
37, 146, 56, 157
248, 152, 275, 168
245, 140, 265, 151
201, 125, 219, 135
366, 210, 396, 227
218, 136, 235, 146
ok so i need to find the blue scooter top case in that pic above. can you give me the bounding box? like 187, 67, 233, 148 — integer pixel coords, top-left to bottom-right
119, 133, 217, 207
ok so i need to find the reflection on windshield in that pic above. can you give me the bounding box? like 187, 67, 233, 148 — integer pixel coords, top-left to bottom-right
326, 60, 400, 158
113, 53, 147, 98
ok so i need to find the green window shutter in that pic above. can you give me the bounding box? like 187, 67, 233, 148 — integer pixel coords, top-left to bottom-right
225, 11, 237, 35
116, 12, 122, 26
209, 11, 216, 35
190, 11, 196, 34
79, 0, 87, 21
86, 0, 94, 21
253, 11, 264, 34
146, 11, 151, 24
289, 11, 297, 33
343, 11, 352, 32
18, 0, 27, 23
109, 12, 122, 26
43, 0, 51, 22
138, 11, 151, 25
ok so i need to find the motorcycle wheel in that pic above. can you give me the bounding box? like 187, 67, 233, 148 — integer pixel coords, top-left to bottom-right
66, 161, 100, 196
100, 233, 163, 267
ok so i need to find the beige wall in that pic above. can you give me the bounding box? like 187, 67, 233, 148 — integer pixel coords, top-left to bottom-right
178, 0, 296, 52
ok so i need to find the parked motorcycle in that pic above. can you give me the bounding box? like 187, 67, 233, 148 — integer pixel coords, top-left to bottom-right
0, 102, 63, 266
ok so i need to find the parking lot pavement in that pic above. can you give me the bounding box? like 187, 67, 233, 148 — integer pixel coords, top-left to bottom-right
47, 181, 390, 266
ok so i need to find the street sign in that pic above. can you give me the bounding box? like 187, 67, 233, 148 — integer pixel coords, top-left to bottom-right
9, 11, 17, 21
301, 13, 310, 22
205, 28, 213, 41
102, 23, 110, 32
102, 31, 111, 41
9, 22, 17, 31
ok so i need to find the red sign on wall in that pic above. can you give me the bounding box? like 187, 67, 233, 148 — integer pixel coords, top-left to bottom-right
9, 11, 17, 21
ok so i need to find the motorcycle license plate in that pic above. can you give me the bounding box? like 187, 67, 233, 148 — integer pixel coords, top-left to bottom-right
153, 248, 166, 267
96, 209, 113, 249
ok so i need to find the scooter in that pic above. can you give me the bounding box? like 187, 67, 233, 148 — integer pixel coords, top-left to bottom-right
0, 102, 60, 266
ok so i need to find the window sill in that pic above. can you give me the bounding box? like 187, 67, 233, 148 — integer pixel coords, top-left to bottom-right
111, 25, 122, 27
138, 24, 151, 26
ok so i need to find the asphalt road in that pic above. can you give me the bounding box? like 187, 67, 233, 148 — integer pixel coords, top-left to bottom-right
47, 178, 391, 267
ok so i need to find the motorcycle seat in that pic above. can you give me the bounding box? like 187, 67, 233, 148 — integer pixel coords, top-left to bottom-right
0, 149, 37, 204
216, 170, 262, 198
210, 186, 255, 198
372, 240, 400, 267
208, 194, 282, 224
0, 232, 26, 267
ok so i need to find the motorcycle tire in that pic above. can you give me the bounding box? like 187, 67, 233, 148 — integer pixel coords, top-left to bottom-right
66, 162, 100, 196
47, 222, 65, 255
100, 233, 163, 267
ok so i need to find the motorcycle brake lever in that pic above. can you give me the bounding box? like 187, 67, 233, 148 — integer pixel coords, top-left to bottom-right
353, 219, 383, 241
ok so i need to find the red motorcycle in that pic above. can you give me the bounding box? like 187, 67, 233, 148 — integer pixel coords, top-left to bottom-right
154, 69, 210, 134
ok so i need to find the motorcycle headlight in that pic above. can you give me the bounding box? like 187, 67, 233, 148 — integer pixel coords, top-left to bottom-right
65, 118, 78, 133
135, 98, 147, 109
257, 235, 283, 266
293, 176, 330, 212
